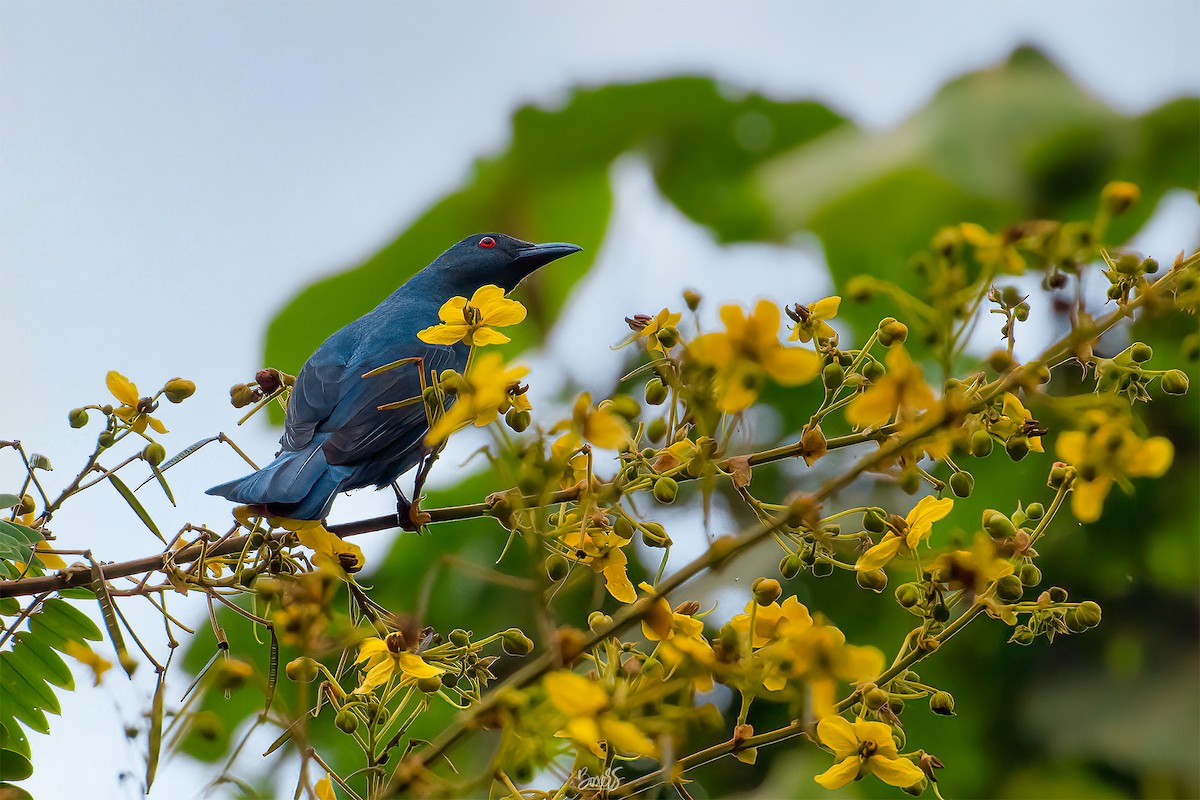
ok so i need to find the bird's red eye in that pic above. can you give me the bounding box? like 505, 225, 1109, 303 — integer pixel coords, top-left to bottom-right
479, 236, 496, 249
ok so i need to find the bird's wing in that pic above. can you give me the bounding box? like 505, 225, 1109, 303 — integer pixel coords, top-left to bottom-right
281, 347, 351, 451
319, 343, 463, 466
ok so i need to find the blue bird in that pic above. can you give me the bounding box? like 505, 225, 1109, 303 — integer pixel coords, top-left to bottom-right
207, 233, 582, 522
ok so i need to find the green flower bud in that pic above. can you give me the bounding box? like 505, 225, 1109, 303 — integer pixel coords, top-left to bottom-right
97, 431, 116, 449
143, 443, 167, 467
1005, 435, 1030, 461
1141, 257, 1159, 274
778, 552, 801, 580
899, 469, 920, 495
646, 417, 668, 442
970, 429, 994, 458
683, 289, 702, 311
285, 657, 319, 683
822, 362, 844, 390
930, 690, 956, 716
501, 628, 535, 656
863, 508, 887, 533
417, 674, 442, 693
238, 567, 257, 587
613, 516, 635, 539
645, 378, 668, 405
1075, 600, 1102, 628
987, 349, 1015, 374
1161, 369, 1190, 395
545, 554, 569, 582
1064, 608, 1088, 633
68, 408, 89, 428
608, 395, 641, 420
718, 623, 739, 653
995, 574, 1024, 601
895, 582, 923, 608
641, 522, 670, 548
863, 360, 885, 383
1129, 342, 1154, 363
1106, 284, 1124, 301
878, 319, 909, 347
1013, 303, 1030, 322
588, 611, 613, 633
335, 709, 359, 734
984, 511, 1017, 538
1048, 464, 1069, 488
1019, 563, 1042, 587
1010, 626, 1035, 645
653, 476, 678, 504
504, 407, 531, 432
812, 559, 834, 578
864, 686, 890, 711
752, 577, 782, 605
932, 601, 950, 622
856, 569, 888, 593
449, 629, 471, 647
163, 378, 196, 403
903, 777, 929, 797
1024, 502, 1045, 521
1048, 586, 1069, 603
949, 471, 974, 498
656, 326, 679, 349
229, 383, 259, 408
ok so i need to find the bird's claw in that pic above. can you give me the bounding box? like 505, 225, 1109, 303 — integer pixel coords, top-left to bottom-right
394, 493, 430, 533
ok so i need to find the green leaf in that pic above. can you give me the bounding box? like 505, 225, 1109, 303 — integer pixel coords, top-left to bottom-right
146, 671, 164, 790
0, 748, 34, 782
107, 474, 165, 544
36, 599, 102, 642
0, 495, 20, 510
150, 464, 176, 507
0, 669, 49, 734
12, 634, 74, 691
0, 521, 41, 563
0, 719, 29, 759
0, 653, 60, 716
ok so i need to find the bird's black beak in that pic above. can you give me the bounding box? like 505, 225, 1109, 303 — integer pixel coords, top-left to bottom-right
513, 242, 583, 271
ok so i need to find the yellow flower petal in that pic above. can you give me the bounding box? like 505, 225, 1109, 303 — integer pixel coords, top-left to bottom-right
846, 388, 896, 428
604, 562, 637, 603
356, 659, 398, 693
315, 774, 336, 800
811, 296, 841, 319
600, 718, 658, 757
1126, 437, 1173, 477
480, 299, 526, 328
397, 652, 443, 680
761, 346, 821, 386
856, 535, 902, 571
1071, 476, 1111, 523
545, 671, 607, 716
147, 416, 169, 435
106, 370, 139, 406
867, 755, 925, 788
815, 715, 859, 758
815, 756, 861, 789
438, 296, 468, 323
418, 324, 467, 345
1055, 430, 1087, 465
468, 327, 511, 346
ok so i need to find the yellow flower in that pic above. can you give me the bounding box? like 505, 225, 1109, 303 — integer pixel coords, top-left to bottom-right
635, 308, 683, 354
555, 392, 631, 450
856, 496, 954, 572
425, 354, 529, 444
65, 641, 112, 686
561, 523, 636, 603
930, 534, 1014, 594
545, 671, 657, 758
315, 774, 336, 800
787, 297, 841, 344
687, 300, 821, 412
417, 284, 526, 346
1056, 412, 1173, 523
813, 716, 925, 790
763, 624, 884, 713
846, 346, 936, 429
106, 371, 168, 434
354, 633, 444, 694
271, 517, 364, 577
988, 393, 1044, 453
729, 595, 813, 649
960, 222, 1024, 275
638, 583, 715, 691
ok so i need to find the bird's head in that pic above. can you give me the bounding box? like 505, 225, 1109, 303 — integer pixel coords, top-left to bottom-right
432, 233, 582, 294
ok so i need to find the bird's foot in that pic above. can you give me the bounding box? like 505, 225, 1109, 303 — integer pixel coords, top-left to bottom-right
394, 492, 430, 533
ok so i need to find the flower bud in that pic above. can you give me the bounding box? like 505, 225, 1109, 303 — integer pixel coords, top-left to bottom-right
285, 657, 319, 683
229, 383, 261, 408
895, 582, 923, 608
645, 417, 668, 443
644, 377, 668, 405
1005, 435, 1030, 461
449, 629, 471, 647
1075, 600, 1102, 628
949, 471, 974, 498
812, 559, 834, 578
143, 443, 167, 467
97, 431, 116, 449
1048, 586, 1068, 603
930, 690, 956, 716
417, 674, 442, 693
1048, 464, 1069, 488
995, 575, 1024, 601
653, 476, 678, 504
1141, 257, 1159, 274
864, 686, 890, 711
641, 522, 671, 548
932, 601, 950, 622
504, 408, 531, 432
1019, 563, 1042, 587
501, 628, 535, 656
656, 326, 680, 349
683, 289, 702, 311
1161, 369, 1190, 395
335, 709, 359, 734
970, 429, 994, 458
163, 378, 196, 403
1100, 180, 1139, 215
903, 777, 929, 796
984, 511, 1016, 538
545, 554, 569, 582
778, 552, 801, 579
856, 569, 888, 593
1013, 303, 1030, 322
822, 362, 844, 389
1024, 502, 1044, 521
588, 611, 613, 633
1010, 626, 1035, 645
862, 360, 885, 382
1129, 342, 1154, 363
877, 317, 908, 346
863, 508, 887, 533
608, 395, 641, 421
68, 408, 89, 428
752, 577, 782, 606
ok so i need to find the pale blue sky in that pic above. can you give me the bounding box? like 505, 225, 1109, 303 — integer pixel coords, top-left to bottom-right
2, 2, 1197, 797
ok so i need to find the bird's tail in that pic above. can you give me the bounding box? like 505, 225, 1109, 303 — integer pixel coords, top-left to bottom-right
207, 437, 350, 520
